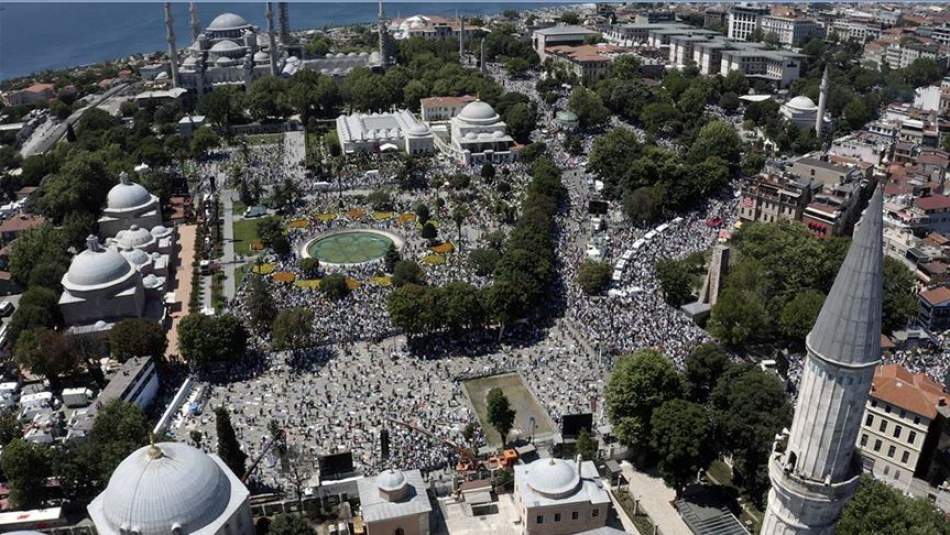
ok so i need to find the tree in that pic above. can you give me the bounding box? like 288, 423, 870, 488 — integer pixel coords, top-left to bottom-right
90, 400, 149, 482
247, 76, 289, 121
469, 247, 501, 276
421, 221, 438, 243
711, 365, 791, 506
575, 429, 597, 461
451, 205, 469, 249
177, 314, 249, 366
623, 186, 664, 224
719, 91, 741, 112
568, 87, 609, 129
480, 162, 496, 181
504, 102, 537, 144
14, 328, 78, 384
415, 203, 431, 226
298, 257, 320, 278
577, 260, 612, 295
246, 275, 277, 332
684, 344, 732, 404
486, 387, 516, 445
1, 438, 51, 508
779, 290, 825, 341
883, 256, 916, 333
387, 283, 430, 336
35, 152, 114, 223
215, 407, 248, 478
650, 399, 717, 496
559, 11, 580, 24
654, 257, 696, 307
605, 349, 685, 452
320, 273, 350, 300
272, 308, 316, 351
0, 409, 21, 445
198, 85, 245, 132
384, 244, 401, 273
269, 513, 315, 535
190, 126, 221, 157
393, 260, 426, 287
8, 224, 70, 286
504, 57, 531, 78
7, 286, 63, 346
708, 288, 768, 347
688, 120, 742, 169
836, 477, 950, 535
843, 98, 871, 130
108, 319, 167, 362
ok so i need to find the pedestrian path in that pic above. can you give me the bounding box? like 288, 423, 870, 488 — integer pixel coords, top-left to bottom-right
621, 462, 692, 535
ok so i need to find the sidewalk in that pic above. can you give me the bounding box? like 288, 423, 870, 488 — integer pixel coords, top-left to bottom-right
620, 462, 692, 535
166, 224, 196, 360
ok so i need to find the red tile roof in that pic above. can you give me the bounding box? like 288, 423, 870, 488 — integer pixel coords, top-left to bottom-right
0, 214, 45, 234
915, 195, 950, 211
920, 286, 950, 306
871, 364, 947, 419
420, 95, 476, 108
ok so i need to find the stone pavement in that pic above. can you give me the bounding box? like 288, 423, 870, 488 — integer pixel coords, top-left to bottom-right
621, 461, 692, 535
166, 224, 196, 360
222, 188, 237, 301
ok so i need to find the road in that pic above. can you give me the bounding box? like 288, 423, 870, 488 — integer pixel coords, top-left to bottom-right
20, 83, 130, 156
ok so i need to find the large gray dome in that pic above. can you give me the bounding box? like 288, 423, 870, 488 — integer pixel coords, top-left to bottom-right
100, 442, 232, 535
525, 458, 580, 499
208, 13, 250, 31
457, 100, 499, 124
107, 175, 152, 211
66, 241, 133, 288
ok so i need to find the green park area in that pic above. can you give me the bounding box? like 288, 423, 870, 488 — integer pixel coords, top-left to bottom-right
463, 372, 556, 447
233, 216, 279, 257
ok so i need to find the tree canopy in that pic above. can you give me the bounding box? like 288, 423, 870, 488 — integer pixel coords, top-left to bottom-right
605, 349, 685, 452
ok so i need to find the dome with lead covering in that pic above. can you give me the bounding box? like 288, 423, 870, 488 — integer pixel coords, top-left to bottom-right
99, 442, 232, 535
525, 458, 581, 499
786, 95, 817, 111
107, 173, 152, 211
208, 13, 250, 31
457, 100, 500, 124
377, 469, 410, 501
210, 40, 242, 53
115, 225, 154, 249
65, 237, 134, 288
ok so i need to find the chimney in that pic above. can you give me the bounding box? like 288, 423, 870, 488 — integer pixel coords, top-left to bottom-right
119, 171, 130, 185
86, 235, 100, 252
575, 454, 582, 478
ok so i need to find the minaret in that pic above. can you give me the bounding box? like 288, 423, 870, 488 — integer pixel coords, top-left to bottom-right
761, 186, 884, 535
278, 2, 290, 45
816, 65, 829, 137
458, 12, 465, 63
189, 2, 200, 43
480, 38, 486, 73
377, 0, 392, 66
265, 2, 279, 76
164, 3, 179, 87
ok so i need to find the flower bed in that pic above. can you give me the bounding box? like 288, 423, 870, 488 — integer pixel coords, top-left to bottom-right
422, 253, 446, 265
287, 219, 309, 229
272, 271, 297, 283
346, 208, 365, 220
295, 279, 321, 290
345, 277, 361, 290
372, 211, 395, 221
315, 212, 338, 223
369, 275, 393, 287
250, 239, 264, 252
398, 213, 417, 224
431, 242, 455, 254
251, 263, 276, 275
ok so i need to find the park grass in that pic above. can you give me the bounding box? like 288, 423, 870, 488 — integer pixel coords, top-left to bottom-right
233, 215, 279, 256
272, 271, 296, 283
232, 199, 248, 216
416, 218, 440, 229
372, 211, 394, 221
431, 241, 455, 254
315, 212, 338, 223
462, 372, 556, 447
295, 279, 321, 290
369, 275, 392, 286
422, 253, 445, 265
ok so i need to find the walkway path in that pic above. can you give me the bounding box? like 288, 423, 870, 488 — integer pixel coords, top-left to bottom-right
222, 188, 237, 301
166, 224, 196, 360
621, 462, 692, 535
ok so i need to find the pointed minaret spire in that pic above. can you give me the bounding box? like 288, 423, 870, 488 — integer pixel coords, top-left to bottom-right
278, 2, 290, 45
189, 2, 200, 43
816, 65, 829, 137
480, 38, 486, 73
458, 11, 465, 63
164, 3, 179, 87
265, 2, 279, 76
762, 185, 884, 534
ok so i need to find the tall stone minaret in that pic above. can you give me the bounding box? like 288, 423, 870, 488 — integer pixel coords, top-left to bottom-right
164, 2, 179, 87
377, 0, 392, 66
278, 2, 290, 45
480, 38, 486, 73
458, 12, 465, 63
761, 186, 884, 535
189, 2, 201, 43
816, 65, 829, 137
265, 2, 279, 76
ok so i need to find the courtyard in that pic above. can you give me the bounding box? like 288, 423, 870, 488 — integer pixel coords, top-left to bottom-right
462, 372, 557, 447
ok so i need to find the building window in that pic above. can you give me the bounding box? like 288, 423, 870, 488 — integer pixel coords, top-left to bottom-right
871, 399, 878, 407
865, 414, 874, 426
572, 512, 579, 520
885, 404, 892, 414
555, 513, 561, 522
894, 469, 901, 480
887, 445, 896, 458
537, 516, 543, 524
883, 465, 890, 475
860, 434, 868, 446
879, 420, 887, 433
893, 425, 902, 439
874, 439, 882, 452
914, 416, 921, 425
592, 509, 600, 518
908, 431, 917, 445
901, 451, 910, 464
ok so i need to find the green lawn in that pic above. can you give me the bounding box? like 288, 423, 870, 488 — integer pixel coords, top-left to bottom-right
233, 216, 278, 257
232, 199, 248, 216
705, 460, 764, 532
462, 373, 556, 447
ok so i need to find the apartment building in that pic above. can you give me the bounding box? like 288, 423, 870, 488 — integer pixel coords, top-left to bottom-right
738, 173, 819, 225
760, 15, 822, 46
727, 3, 769, 41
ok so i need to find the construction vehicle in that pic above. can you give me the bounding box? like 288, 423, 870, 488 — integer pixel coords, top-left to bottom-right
386, 417, 480, 475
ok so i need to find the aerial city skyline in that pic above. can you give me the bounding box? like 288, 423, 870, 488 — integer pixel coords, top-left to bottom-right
0, 1, 948, 534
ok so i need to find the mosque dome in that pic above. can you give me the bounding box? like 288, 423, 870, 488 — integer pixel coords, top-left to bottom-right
458, 100, 500, 124
407, 123, 430, 137
525, 458, 581, 499
99, 442, 232, 535
143, 274, 162, 289
107, 173, 152, 210
122, 247, 151, 267
208, 13, 250, 31
215, 56, 233, 66
254, 50, 270, 63
785, 95, 817, 111
376, 469, 410, 501
116, 225, 155, 250
66, 237, 133, 288
210, 40, 242, 53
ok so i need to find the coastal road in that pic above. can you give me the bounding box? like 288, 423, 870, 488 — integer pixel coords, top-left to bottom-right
20, 82, 130, 156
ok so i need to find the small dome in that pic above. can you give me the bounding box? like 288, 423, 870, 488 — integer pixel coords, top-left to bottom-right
215, 56, 232, 66
107, 173, 152, 210
151, 225, 171, 238
464, 132, 477, 140
407, 123, 429, 136
208, 13, 250, 31
116, 225, 154, 249
254, 50, 270, 62
458, 100, 499, 123
182, 56, 198, 66
99, 442, 233, 535
376, 469, 410, 501
66, 238, 133, 288
122, 247, 151, 266
786, 95, 817, 111
210, 39, 242, 53
143, 274, 162, 288
525, 458, 581, 499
